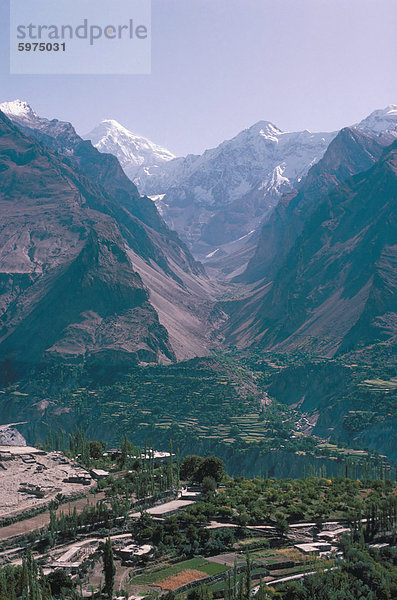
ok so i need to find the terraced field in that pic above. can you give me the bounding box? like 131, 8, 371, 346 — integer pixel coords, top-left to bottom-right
53, 357, 303, 453
360, 378, 397, 391
154, 410, 294, 447
316, 442, 369, 458
4, 355, 394, 474
131, 557, 228, 589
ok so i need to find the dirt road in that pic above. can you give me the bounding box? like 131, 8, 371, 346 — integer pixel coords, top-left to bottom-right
0, 492, 105, 542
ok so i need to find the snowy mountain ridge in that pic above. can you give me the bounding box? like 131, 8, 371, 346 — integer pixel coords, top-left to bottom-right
0, 99, 37, 122
83, 119, 176, 189
145, 122, 335, 255
2, 99, 396, 275
356, 104, 397, 136
0, 98, 81, 149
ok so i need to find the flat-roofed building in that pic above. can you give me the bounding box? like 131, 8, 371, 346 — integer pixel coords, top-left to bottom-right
295, 542, 332, 555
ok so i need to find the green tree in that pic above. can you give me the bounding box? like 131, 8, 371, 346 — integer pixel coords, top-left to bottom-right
256, 577, 267, 600
181, 455, 204, 480
88, 440, 106, 459
46, 569, 75, 596
202, 476, 217, 497
120, 436, 138, 467
103, 538, 116, 600
274, 512, 289, 538
187, 584, 213, 600
245, 553, 252, 599
196, 456, 224, 483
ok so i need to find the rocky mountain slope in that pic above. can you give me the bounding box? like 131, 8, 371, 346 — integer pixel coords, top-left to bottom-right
1, 100, 396, 368
158, 123, 334, 248
0, 424, 26, 446
85, 113, 334, 264
224, 136, 397, 357
0, 111, 175, 372
84, 105, 396, 279
0, 108, 221, 375
0, 100, 177, 243
240, 127, 389, 284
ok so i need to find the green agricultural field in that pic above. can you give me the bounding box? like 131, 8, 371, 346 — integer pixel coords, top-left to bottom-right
360, 378, 397, 391
38, 356, 310, 457
131, 558, 228, 585
2, 351, 394, 475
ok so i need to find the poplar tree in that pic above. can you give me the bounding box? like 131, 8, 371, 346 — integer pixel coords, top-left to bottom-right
103, 538, 115, 600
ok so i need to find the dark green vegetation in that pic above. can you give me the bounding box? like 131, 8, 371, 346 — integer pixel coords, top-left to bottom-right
180, 455, 225, 484
1, 461, 396, 600
185, 476, 397, 529
133, 474, 397, 546
91, 471, 397, 563
129, 509, 237, 561
256, 351, 397, 462
103, 538, 116, 600
272, 539, 397, 599
185, 541, 397, 600
0, 349, 395, 477
0, 551, 77, 600
1, 356, 311, 480
2, 537, 396, 600
127, 475, 396, 599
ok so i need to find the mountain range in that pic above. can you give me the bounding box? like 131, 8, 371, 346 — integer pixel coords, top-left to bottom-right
83, 104, 397, 276
0, 99, 396, 370
224, 129, 397, 356
85, 118, 335, 270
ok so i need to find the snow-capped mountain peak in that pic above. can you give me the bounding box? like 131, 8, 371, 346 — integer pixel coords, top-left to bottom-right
251, 120, 284, 138
0, 99, 80, 150
148, 121, 336, 254
0, 99, 38, 124
102, 118, 123, 128
356, 104, 397, 136
83, 119, 176, 186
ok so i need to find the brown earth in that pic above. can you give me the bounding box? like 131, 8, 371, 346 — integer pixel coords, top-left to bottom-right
0, 492, 105, 541
157, 569, 207, 590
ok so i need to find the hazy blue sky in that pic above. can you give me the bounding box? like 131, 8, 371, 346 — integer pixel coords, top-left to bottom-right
1, 0, 396, 155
